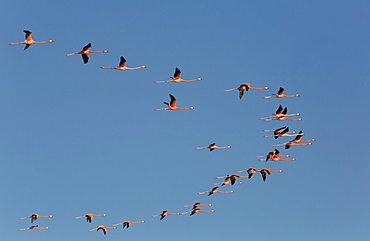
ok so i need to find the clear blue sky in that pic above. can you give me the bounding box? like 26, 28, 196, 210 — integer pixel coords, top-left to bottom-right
1, 1, 369, 240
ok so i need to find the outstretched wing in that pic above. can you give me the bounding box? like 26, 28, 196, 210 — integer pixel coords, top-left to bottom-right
276, 105, 283, 114
23, 30, 33, 40
169, 94, 177, 106
24, 44, 31, 50
82, 43, 92, 51
119, 56, 126, 67
278, 87, 284, 95
282, 107, 288, 115
82, 54, 89, 64
173, 68, 181, 79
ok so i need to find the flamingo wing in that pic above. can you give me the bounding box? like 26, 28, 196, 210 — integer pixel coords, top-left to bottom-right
24, 44, 31, 50
239, 89, 245, 99
282, 107, 288, 115
169, 94, 177, 106
23, 30, 33, 40
82, 43, 92, 51
294, 131, 303, 141
119, 56, 126, 67
276, 105, 283, 114
82, 54, 89, 64
173, 68, 181, 79
278, 87, 284, 95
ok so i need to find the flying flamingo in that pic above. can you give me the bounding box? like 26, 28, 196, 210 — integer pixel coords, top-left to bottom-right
263, 87, 300, 98
197, 186, 234, 196
214, 179, 243, 186
259, 105, 301, 121
195, 143, 231, 151
183, 203, 212, 210
8, 30, 53, 50
151, 210, 181, 220
19, 214, 53, 223
262, 126, 298, 139
256, 149, 295, 162
112, 221, 145, 229
272, 131, 316, 149
74, 213, 106, 223
223, 83, 269, 99
236, 168, 260, 179
154, 68, 202, 83
100, 56, 146, 70
18, 225, 49, 231
64, 43, 108, 64
180, 208, 215, 216
154, 94, 194, 111
89, 225, 116, 235
258, 168, 283, 182
215, 174, 249, 185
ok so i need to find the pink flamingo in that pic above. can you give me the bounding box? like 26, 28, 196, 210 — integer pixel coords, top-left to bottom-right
259, 105, 301, 121
100, 56, 146, 70
8, 30, 53, 50
223, 83, 268, 99
262, 126, 298, 139
74, 213, 106, 223
195, 143, 230, 151
112, 221, 145, 229
263, 87, 300, 98
197, 186, 234, 196
19, 225, 49, 231
154, 94, 194, 111
183, 203, 212, 209
180, 208, 215, 216
215, 174, 248, 185
64, 43, 108, 64
236, 168, 260, 179
19, 214, 53, 223
258, 168, 283, 182
256, 149, 295, 162
154, 68, 202, 83
272, 131, 316, 149
152, 210, 181, 220
89, 225, 116, 235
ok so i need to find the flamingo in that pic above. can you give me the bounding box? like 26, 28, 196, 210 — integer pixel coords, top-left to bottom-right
74, 214, 106, 223
64, 43, 108, 64
183, 203, 212, 210
112, 221, 145, 229
18, 225, 49, 231
256, 149, 295, 162
180, 208, 215, 216
259, 105, 301, 121
89, 225, 116, 235
154, 94, 194, 111
19, 214, 53, 223
151, 210, 181, 220
214, 179, 243, 186
272, 131, 316, 149
236, 168, 260, 179
154, 68, 202, 83
8, 30, 53, 50
215, 174, 248, 185
195, 143, 231, 151
223, 83, 268, 99
262, 126, 298, 139
100, 56, 146, 70
258, 168, 283, 182
263, 87, 300, 98
197, 186, 234, 196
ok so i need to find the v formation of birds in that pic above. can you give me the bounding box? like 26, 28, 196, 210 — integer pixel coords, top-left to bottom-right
10, 30, 316, 235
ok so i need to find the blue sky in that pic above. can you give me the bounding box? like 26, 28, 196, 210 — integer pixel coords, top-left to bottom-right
1, 0, 369, 240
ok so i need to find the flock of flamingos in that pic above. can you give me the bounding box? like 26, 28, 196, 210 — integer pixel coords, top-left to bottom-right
10, 30, 316, 235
